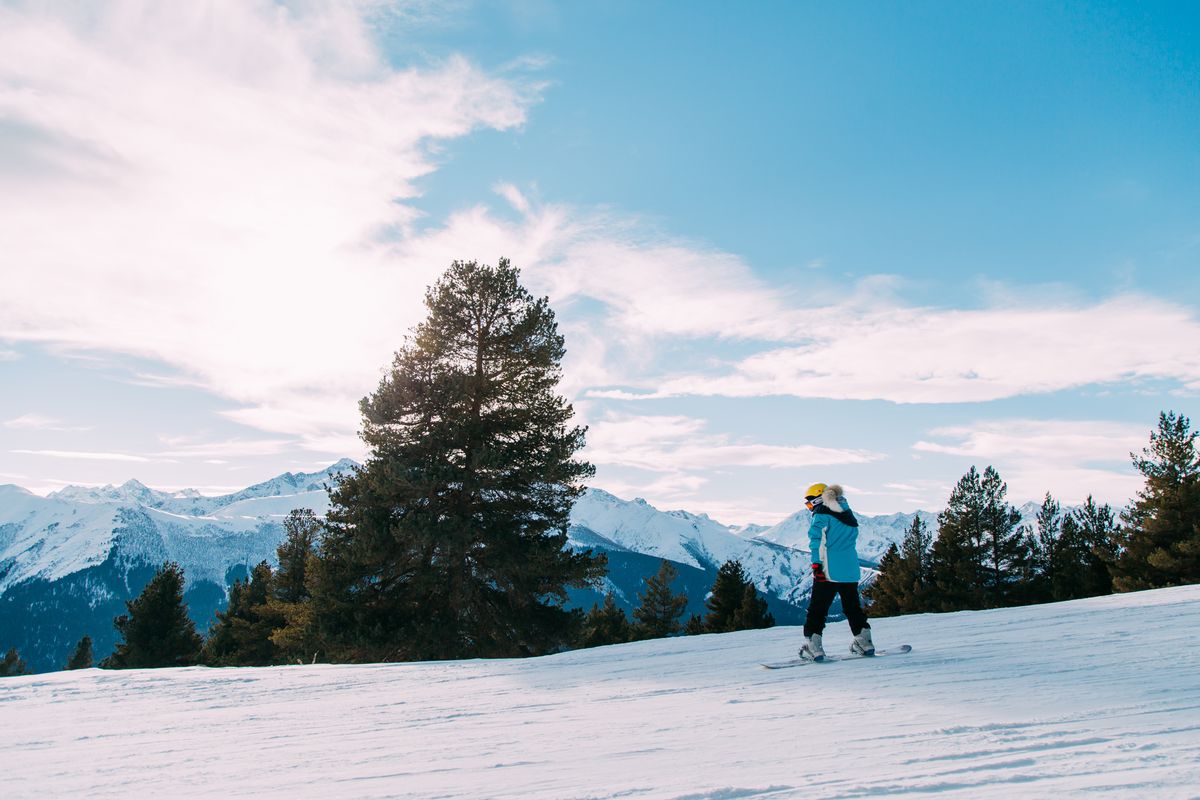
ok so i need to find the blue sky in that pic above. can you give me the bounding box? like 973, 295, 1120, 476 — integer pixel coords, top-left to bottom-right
1, 1, 1197, 522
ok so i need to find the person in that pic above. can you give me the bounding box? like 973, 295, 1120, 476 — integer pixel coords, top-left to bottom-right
799, 482, 874, 660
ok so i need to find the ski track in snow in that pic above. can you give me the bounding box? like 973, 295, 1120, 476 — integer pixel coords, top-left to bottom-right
3, 586, 1200, 799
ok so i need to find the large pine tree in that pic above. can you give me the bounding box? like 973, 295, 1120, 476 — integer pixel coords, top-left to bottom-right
1113, 412, 1200, 591
101, 562, 202, 669
310, 259, 606, 661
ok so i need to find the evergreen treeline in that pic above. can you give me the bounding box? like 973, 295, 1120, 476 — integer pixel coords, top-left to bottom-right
868, 411, 1200, 616
574, 558, 775, 649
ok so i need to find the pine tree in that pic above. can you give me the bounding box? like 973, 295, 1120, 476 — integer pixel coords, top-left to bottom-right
979, 466, 1023, 606
1074, 496, 1117, 597
310, 259, 606, 661
704, 560, 752, 632
275, 508, 320, 604
930, 467, 1019, 610
578, 593, 632, 648
866, 516, 933, 615
1052, 515, 1087, 600
632, 561, 689, 640
1113, 412, 1200, 591
65, 635, 94, 670
202, 561, 277, 667
1011, 525, 1041, 605
864, 543, 906, 616
101, 562, 202, 669
1, 647, 29, 677
1032, 493, 1062, 602
267, 508, 322, 664
683, 613, 707, 635
732, 582, 775, 630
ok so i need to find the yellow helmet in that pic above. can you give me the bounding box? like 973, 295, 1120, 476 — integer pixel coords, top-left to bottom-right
804, 483, 827, 500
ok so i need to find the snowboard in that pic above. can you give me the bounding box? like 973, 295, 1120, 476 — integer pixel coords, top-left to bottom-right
760, 644, 912, 669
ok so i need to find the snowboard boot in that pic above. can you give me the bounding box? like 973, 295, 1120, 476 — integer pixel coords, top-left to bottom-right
799, 633, 825, 662
850, 628, 875, 656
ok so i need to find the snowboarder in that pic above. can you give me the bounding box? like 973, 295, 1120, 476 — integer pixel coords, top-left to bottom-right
799, 483, 874, 661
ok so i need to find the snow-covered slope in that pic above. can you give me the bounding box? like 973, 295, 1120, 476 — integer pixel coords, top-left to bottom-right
4, 585, 1198, 798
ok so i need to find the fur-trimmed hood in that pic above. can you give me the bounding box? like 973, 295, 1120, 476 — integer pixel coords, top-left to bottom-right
820, 484, 846, 512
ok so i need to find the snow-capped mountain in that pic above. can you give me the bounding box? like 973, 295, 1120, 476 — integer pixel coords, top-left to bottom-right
0, 461, 904, 671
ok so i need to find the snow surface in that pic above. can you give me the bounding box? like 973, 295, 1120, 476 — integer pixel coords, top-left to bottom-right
4, 585, 1199, 799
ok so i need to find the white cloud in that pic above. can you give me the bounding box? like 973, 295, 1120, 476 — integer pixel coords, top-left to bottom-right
0, 0, 538, 453
585, 412, 883, 473
913, 419, 1146, 506
11, 449, 154, 463
629, 296, 1200, 404
154, 435, 301, 460
4, 413, 87, 431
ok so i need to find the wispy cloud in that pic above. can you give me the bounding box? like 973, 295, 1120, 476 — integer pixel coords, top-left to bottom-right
4, 413, 88, 431
586, 412, 883, 473
12, 449, 154, 463
154, 435, 300, 460
621, 296, 1200, 404
913, 419, 1146, 506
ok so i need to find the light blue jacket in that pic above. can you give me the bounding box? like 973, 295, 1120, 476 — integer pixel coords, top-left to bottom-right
808, 493, 862, 583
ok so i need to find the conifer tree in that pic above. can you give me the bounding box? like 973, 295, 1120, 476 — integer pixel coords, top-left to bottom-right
866, 516, 933, 615
1074, 496, 1118, 597
704, 560, 750, 632
202, 561, 277, 667
703, 560, 773, 632
1, 647, 29, 677
684, 613, 706, 635
101, 562, 202, 669
275, 508, 320, 604
864, 543, 906, 616
1113, 412, 1200, 591
65, 635, 94, 670
267, 508, 323, 663
310, 259, 606, 661
979, 466, 1023, 606
930, 467, 1020, 610
632, 560, 689, 640
1032, 493, 1062, 602
732, 582, 775, 631
578, 593, 632, 648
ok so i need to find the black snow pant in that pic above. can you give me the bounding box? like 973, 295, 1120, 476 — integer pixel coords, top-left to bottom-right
804, 581, 870, 637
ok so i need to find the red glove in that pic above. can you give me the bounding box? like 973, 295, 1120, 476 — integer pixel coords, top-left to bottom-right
812, 563, 827, 582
